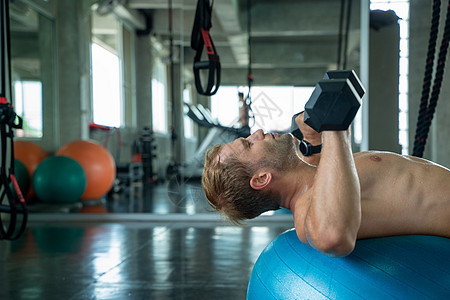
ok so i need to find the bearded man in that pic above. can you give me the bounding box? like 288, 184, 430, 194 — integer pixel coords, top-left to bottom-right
202, 113, 450, 257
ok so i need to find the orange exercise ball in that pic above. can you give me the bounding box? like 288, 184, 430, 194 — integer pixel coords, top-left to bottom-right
14, 140, 49, 199
79, 204, 108, 213
14, 141, 49, 177
56, 140, 116, 200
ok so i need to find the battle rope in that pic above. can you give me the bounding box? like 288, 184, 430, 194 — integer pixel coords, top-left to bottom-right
191, 0, 221, 96
413, 0, 450, 157
0, 0, 27, 240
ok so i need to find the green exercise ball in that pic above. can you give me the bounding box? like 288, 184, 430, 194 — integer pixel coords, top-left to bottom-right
33, 156, 87, 204
13, 159, 30, 198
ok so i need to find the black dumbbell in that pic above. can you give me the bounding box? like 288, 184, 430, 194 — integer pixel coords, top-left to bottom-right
303, 70, 365, 132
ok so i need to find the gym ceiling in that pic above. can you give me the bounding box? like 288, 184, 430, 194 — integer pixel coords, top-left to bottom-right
127, 0, 364, 87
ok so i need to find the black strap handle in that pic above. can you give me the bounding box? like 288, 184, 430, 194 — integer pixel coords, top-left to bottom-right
191, 0, 221, 96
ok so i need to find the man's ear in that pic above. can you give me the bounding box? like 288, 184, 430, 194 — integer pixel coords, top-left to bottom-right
250, 171, 272, 190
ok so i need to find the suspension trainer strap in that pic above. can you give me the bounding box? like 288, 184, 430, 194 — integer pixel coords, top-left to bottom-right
342, 0, 352, 69
413, 0, 450, 157
245, 0, 254, 127
191, 0, 221, 96
337, 0, 353, 70
0, 108, 26, 241
7, 109, 27, 241
0, 0, 27, 240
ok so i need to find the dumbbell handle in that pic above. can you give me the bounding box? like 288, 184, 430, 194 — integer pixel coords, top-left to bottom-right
291, 112, 322, 156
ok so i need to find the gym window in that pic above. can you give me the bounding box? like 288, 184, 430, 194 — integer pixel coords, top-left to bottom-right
183, 87, 194, 138
91, 42, 122, 127
211, 86, 314, 133
13, 81, 43, 138
211, 86, 240, 128
152, 56, 168, 134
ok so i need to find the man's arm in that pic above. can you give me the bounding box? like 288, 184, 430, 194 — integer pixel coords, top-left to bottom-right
302, 130, 361, 257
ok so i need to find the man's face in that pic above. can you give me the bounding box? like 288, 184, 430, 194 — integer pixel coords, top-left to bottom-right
218, 129, 299, 171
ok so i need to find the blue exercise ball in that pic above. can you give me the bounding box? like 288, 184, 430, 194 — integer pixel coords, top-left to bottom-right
247, 229, 450, 299
32, 156, 87, 204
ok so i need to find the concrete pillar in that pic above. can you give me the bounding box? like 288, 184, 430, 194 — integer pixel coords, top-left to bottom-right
169, 62, 185, 164
135, 34, 153, 131
122, 26, 136, 128
55, 0, 91, 146
358, 0, 370, 152
368, 23, 401, 153
409, 0, 450, 167
39, 14, 58, 152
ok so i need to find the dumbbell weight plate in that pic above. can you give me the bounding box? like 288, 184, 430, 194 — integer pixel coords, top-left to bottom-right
304, 78, 361, 132
323, 70, 365, 98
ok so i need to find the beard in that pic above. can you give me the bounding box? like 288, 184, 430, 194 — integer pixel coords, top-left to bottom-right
256, 133, 299, 172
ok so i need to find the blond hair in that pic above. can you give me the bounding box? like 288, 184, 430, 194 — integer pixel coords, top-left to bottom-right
201, 144, 280, 224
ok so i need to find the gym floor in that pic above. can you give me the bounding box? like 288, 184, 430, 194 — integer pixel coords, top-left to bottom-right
0, 180, 294, 300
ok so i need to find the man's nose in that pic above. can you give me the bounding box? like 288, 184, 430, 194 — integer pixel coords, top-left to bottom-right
248, 129, 264, 142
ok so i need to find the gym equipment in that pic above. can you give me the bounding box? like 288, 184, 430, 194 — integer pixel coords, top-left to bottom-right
243, 0, 255, 129
56, 140, 116, 200
185, 102, 250, 138
32, 156, 87, 204
139, 127, 156, 182
291, 112, 322, 157
191, 0, 221, 96
336, 0, 353, 70
247, 229, 450, 299
304, 70, 364, 132
180, 103, 249, 178
412, 0, 450, 157
0, 0, 27, 241
14, 140, 48, 199
89, 122, 122, 162
14, 141, 49, 178
290, 70, 364, 156
323, 70, 365, 98
13, 159, 29, 197
79, 203, 108, 213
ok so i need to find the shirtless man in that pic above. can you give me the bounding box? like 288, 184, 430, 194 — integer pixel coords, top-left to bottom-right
202, 113, 450, 257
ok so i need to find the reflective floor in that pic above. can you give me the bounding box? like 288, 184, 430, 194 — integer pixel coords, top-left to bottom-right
26, 179, 214, 215
1, 181, 294, 300
108, 179, 213, 214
